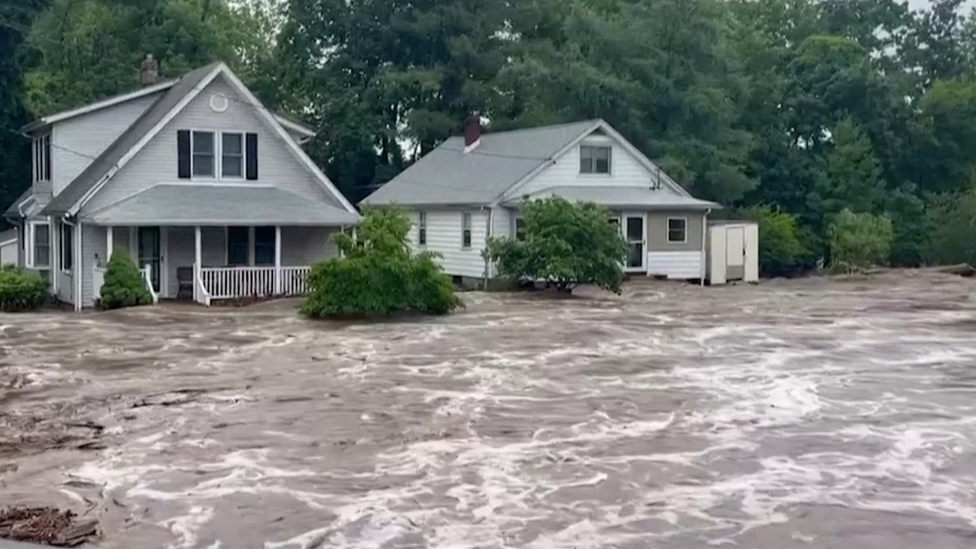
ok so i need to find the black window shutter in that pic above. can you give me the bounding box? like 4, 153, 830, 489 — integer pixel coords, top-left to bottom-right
177, 130, 191, 179
246, 133, 258, 180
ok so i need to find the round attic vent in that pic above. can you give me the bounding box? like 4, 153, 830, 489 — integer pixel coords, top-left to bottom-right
209, 93, 229, 113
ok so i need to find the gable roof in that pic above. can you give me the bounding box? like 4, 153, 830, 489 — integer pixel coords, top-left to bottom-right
3, 188, 33, 220
0, 228, 16, 245
43, 62, 221, 215
42, 62, 354, 217
22, 79, 179, 133
360, 119, 691, 208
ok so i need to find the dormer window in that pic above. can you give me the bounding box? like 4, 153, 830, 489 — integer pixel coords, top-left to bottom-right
580, 145, 611, 174
32, 135, 51, 183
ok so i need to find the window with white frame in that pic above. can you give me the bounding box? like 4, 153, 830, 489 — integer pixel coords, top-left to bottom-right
221, 132, 244, 178
61, 223, 73, 271
461, 212, 472, 249
32, 135, 51, 183
667, 218, 687, 243
514, 217, 525, 242
580, 145, 611, 174
27, 221, 51, 268
192, 131, 216, 177
418, 211, 427, 245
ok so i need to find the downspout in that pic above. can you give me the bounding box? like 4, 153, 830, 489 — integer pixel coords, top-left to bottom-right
701, 208, 711, 287
483, 206, 493, 289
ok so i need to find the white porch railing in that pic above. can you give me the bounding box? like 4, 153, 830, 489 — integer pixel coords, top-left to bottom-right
194, 266, 312, 304
280, 266, 311, 296
194, 265, 211, 306
142, 265, 159, 304
92, 266, 106, 301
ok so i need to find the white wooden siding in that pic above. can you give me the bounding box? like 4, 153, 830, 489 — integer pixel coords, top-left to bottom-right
647, 251, 704, 280
491, 207, 512, 239
56, 271, 73, 304
52, 94, 160, 196
281, 227, 338, 266
407, 209, 488, 278
80, 75, 344, 213
506, 132, 677, 199
0, 240, 16, 266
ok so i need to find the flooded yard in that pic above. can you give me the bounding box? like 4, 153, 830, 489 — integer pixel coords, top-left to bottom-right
1, 272, 975, 548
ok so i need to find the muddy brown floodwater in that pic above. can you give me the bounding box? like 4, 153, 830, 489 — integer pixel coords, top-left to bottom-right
1, 272, 976, 549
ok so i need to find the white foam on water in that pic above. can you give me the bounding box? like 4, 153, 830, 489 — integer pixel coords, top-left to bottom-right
161, 505, 215, 549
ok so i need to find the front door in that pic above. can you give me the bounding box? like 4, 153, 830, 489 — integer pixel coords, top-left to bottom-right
625, 215, 645, 272
138, 227, 161, 293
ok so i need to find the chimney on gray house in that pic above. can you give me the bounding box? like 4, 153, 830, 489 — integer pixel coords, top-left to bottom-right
141, 54, 159, 86
464, 114, 482, 151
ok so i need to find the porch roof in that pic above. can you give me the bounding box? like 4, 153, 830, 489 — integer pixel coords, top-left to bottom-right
80, 184, 360, 227
501, 185, 721, 211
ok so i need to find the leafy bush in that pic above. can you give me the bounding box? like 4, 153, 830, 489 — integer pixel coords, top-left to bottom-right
827, 209, 893, 273
302, 208, 461, 318
927, 189, 976, 265
885, 185, 929, 267
740, 205, 809, 277
98, 251, 153, 310
487, 197, 629, 293
0, 265, 48, 312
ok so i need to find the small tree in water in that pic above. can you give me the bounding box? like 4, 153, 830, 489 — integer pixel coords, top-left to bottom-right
828, 209, 893, 273
487, 197, 629, 293
302, 208, 462, 318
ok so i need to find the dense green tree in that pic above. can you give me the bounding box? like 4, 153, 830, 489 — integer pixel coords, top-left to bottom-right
812, 119, 885, 219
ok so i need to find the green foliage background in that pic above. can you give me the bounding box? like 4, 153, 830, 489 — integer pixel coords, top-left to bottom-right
0, 265, 48, 312
4, 0, 976, 269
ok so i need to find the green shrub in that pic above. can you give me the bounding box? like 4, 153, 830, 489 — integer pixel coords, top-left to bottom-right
740, 205, 809, 277
301, 208, 461, 318
885, 186, 929, 267
487, 197, 629, 293
98, 251, 153, 310
0, 265, 48, 312
828, 209, 894, 273
927, 189, 976, 265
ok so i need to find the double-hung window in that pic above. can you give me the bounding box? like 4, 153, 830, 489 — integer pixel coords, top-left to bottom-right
580, 145, 611, 174
461, 212, 472, 249
418, 212, 427, 246
192, 131, 216, 177
61, 223, 73, 271
222, 133, 244, 178
668, 218, 687, 244
27, 221, 51, 269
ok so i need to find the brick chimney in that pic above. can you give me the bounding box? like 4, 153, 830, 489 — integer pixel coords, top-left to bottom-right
141, 54, 159, 86
463, 114, 481, 152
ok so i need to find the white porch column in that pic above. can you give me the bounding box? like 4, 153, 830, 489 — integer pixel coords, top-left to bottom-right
194, 226, 202, 302
75, 223, 83, 311
106, 226, 114, 260
274, 225, 282, 295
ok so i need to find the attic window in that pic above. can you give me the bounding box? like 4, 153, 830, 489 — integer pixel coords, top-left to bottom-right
580, 145, 611, 174
192, 131, 215, 177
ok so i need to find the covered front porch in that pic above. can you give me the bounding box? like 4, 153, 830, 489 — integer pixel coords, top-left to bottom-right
95, 225, 340, 306
82, 184, 359, 307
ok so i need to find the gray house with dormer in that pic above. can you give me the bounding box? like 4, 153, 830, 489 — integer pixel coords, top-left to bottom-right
3, 60, 358, 310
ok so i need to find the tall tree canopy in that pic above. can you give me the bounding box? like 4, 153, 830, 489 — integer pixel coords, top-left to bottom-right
5, 0, 976, 265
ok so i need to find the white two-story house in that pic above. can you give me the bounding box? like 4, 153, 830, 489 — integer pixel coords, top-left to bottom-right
3, 59, 359, 310
361, 118, 720, 284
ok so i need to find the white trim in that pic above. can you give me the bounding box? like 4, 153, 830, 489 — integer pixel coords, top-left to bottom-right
624, 213, 647, 273
0, 238, 15, 247
190, 129, 218, 180
75, 223, 82, 311
26, 80, 177, 130
579, 143, 613, 176
463, 138, 481, 153
71, 65, 224, 215
667, 217, 688, 244
219, 131, 246, 180
218, 66, 358, 214
273, 115, 316, 138
25, 219, 52, 269
106, 225, 114, 260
